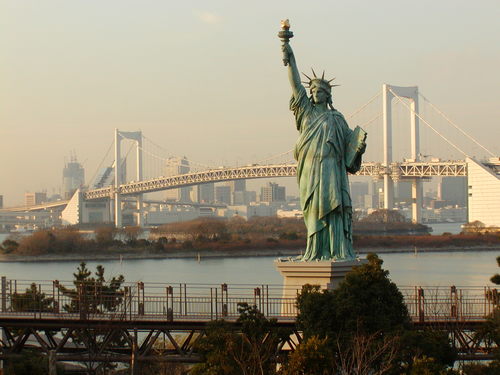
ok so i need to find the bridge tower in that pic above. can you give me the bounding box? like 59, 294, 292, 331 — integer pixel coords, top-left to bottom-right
114, 129, 143, 228
382, 84, 422, 223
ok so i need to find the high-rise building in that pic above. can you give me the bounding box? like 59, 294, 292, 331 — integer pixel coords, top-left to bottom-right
229, 180, 246, 192
395, 181, 412, 205
197, 183, 215, 203
260, 182, 286, 203
229, 180, 247, 205
350, 181, 368, 208
25, 192, 47, 206
0, 195, 3, 209
215, 185, 231, 205
441, 176, 467, 207
164, 157, 191, 202
62, 156, 85, 200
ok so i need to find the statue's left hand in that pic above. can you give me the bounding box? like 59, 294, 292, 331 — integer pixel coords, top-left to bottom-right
358, 142, 367, 154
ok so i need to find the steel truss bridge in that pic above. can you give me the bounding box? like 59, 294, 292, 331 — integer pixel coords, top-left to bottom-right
0, 279, 498, 369
84, 160, 467, 200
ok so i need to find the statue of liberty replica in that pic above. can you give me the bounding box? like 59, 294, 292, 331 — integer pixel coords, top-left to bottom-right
279, 20, 367, 262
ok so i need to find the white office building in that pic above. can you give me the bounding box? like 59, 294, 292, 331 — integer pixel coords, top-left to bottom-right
467, 158, 500, 227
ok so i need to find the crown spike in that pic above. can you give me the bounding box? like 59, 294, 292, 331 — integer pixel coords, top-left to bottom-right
311, 68, 317, 78
321, 71, 325, 80
327, 77, 336, 83
301, 72, 312, 81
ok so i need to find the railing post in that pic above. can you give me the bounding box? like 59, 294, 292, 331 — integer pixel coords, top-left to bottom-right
184, 284, 188, 316
53, 280, 60, 314
129, 287, 133, 320
221, 283, 228, 317
1, 276, 6, 312
210, 288, 213, 320
124, 287, 129, 318
254, 287, 261, 311
78, 283, 87, 320
137, 282, 144, 316
166, 286, 173, 321
418, 287, 425, 323
451, 285, 457, 319
179, 283, 182, 316
215, 288, 218, 319
266, 285, 269, 317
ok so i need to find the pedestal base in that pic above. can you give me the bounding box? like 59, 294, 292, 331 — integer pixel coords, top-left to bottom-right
274, 258, 368, 303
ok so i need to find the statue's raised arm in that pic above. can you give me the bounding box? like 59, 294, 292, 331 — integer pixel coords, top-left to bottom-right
278, 19, 302, 99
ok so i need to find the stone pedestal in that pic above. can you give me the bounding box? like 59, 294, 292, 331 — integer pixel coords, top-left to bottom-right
274, 258, 368, 315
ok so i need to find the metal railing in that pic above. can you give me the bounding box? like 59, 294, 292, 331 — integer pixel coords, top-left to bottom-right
1, 278, 498, 323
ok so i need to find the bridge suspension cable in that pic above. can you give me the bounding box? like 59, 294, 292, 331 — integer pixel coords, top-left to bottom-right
87, 140, 114, 187
143, 135, 217, 170
138, 144, 214, 172
419, 93, 496, 157
356, 113, 382, 129
388, 88, 470, 158
251, 149, 295, 165
346, 92, 381, 119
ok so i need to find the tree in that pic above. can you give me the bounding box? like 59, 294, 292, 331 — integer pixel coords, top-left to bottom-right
399, 330, 457, 373
292, 253, 457, 374
16, 230, 56, 255
279, 336, 333, 375
3, 350, 64, 375
192, 303, 288, 375
1, 239, 19, 253
297, 254, 410, 340
491, 256, 500, 285
11, 283, 54, 312
56, 262, 126, 374
123, 226, 143, 244
95, 226, 117, 246
57, 262, 125, 314
360, 209, 408, 223
461, 220, 486, 234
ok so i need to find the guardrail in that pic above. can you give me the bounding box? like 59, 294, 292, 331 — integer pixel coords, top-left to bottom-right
1, 278, 498, 323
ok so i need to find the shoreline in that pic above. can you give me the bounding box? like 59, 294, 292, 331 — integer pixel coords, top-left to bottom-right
0, 245, 499, 263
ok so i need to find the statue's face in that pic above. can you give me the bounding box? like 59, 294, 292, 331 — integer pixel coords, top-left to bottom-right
311, 86, 328, 105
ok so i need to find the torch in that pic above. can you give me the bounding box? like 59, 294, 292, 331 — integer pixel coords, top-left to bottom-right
278, 19, 294, 66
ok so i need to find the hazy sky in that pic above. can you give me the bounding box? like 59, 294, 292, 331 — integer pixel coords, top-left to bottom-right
1, 0, 499, 205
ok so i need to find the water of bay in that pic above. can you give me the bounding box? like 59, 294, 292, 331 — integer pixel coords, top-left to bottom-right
0, 250, 498, 287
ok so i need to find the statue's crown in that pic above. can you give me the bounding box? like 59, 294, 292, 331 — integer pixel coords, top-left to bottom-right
302, 69, 339, 92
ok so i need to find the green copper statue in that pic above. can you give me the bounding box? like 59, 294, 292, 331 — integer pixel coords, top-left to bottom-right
279, 20, 367, 261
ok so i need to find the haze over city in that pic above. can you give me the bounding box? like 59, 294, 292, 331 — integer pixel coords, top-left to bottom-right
1, 0, 499, 205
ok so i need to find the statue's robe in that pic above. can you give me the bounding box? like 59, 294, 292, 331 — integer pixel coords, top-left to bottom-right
291, 87, 363, 261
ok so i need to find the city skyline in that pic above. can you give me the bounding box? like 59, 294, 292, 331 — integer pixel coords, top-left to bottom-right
1, 1, 499, 205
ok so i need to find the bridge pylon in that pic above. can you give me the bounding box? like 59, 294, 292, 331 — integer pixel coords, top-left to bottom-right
114, 129, 143, 228
383, 84, 422, 223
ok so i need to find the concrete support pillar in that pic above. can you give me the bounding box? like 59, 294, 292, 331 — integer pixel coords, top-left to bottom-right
382, 84, 394, 210
48, 350, 57, 375
136, 135, 143, 227
131, 328, 140, 375
114, 129, 122, 228
411, 180, 422, 223
410, 92, 422, 223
